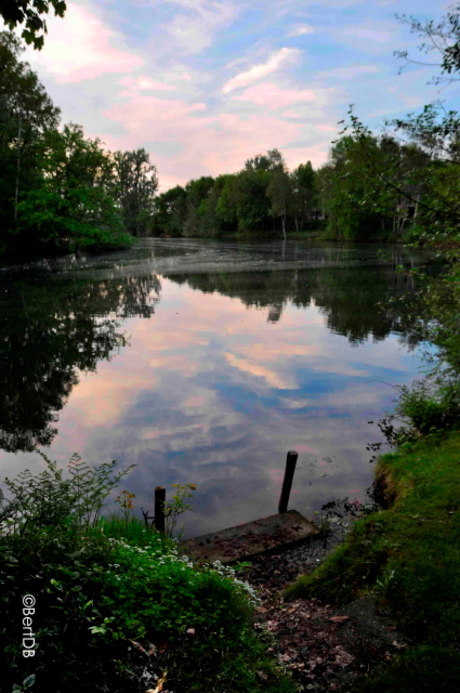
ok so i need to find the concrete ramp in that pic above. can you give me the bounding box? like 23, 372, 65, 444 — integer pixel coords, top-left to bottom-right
181, 510, 319, 564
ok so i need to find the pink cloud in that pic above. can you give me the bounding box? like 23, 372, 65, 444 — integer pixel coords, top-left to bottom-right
101, 94, 308, 184
316, 124, 337, 132
231, 82, 316, 108
282, 110, 303, 118
27, 5, 143, 83
222, 48, 302, 94
119, 77, 178, 94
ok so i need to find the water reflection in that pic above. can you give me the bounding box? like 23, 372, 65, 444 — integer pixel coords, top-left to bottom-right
0, 240, 433, 537
169, 261, 419, 344
0, 274, 160, 451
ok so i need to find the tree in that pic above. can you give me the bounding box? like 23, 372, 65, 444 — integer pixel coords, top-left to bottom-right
17, 124, 132, 250
215, 174, 239, 233
234, 169, 271, 235
377, 4, 460, 241
395, 4, 460, 85
291, 162, 317, 233
267, 167, 292, 240
0, 31, 60, 241
317, 134, 402, 240
245, 148, 286, 173
151, 185, 187, 236
1, 0, 66, 50
113, 149, 158, 237
183, 176, 214, 236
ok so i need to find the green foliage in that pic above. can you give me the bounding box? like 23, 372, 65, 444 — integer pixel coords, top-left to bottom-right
0, 0, 67, 50
0, 31, 60, 239
16, 124, 134, 251
150, 150, 319, 239
0, 34, 157, 255
395, 379, 460, 435
0, 454, 295, 693
285, 432, 460, 691
164, 483, 197, 537
318, 126, 429, 240
356, 646, 460, 693
0, 451, 134, 533
112, 148, 158, 237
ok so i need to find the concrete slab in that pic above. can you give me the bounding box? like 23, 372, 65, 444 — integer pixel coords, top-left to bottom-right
181, 510, 319, 565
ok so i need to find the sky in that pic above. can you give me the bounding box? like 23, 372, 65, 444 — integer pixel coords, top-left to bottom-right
6, 0, 459, 190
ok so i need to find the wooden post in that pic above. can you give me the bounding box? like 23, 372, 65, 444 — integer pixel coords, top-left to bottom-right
155, 486, 166, 533
278, 451, 298, 513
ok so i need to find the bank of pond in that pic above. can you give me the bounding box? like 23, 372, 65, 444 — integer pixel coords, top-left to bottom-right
2, 427, 460, 692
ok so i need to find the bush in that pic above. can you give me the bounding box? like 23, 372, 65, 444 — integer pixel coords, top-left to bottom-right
395, 379, 460, 435
0, 454, 295, 693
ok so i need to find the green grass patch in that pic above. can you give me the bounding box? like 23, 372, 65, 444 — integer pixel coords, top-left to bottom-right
284, 432, 460, 690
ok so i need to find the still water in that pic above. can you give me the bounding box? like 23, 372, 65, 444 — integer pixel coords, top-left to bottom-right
0, 239, 433, 537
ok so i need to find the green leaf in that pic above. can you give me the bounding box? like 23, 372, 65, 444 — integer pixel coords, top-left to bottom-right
23, 675, 36, 690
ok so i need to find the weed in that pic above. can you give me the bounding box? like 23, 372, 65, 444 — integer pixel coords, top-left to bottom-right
164, 483, 197, 538
0, 454, 295, 693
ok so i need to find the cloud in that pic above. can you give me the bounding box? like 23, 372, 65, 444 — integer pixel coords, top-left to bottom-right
102, 90, 333, 185
231, 82, 316, 108
222, 47, 302, 94
26, 5, 143, 83
225, 353, 298, 390
282, 110, 303, 118
166, 0, 239, 54
288, 24, 316, 36
119, 76, 178, 93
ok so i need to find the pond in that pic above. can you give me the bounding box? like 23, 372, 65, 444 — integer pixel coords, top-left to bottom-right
0, 238, 434, 538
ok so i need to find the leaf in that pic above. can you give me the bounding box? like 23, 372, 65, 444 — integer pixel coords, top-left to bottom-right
335, 650, 355, 667
329, 615, 350, 623
23, 674, 36, 690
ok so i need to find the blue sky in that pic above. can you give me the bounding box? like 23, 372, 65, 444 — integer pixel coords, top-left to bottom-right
6, 0, 459, 190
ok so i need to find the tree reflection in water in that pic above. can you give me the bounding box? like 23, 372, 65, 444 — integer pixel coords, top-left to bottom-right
168, 260, 422, 346
0, 274, 161, 452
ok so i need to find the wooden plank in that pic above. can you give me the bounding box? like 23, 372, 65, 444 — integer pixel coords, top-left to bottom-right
181, 510, 319, 565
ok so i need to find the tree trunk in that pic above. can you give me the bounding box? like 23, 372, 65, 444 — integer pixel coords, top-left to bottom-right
14, 109, 22, 224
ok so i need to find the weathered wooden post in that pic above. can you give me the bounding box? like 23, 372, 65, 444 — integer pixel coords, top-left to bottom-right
278, 451, 298, 513
155, 486, 166, 533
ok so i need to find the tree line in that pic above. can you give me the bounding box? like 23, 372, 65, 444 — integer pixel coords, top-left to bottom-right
150, 150, 317, 239
3, 0, 460, 252
150, 124, 459, 243
0, 31, 158, 256
151, 5, 460, 245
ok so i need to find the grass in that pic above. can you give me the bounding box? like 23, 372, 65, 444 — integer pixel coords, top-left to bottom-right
284, 431, 460, 692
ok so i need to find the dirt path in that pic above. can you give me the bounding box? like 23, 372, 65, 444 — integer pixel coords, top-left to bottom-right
243, 537, 408, 692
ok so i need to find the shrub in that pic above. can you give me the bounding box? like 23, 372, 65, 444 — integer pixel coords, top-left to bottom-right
395, 379, 460, 435
0, 453, 295, 693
